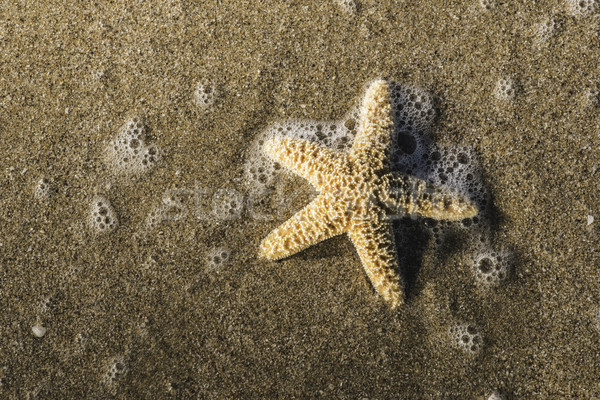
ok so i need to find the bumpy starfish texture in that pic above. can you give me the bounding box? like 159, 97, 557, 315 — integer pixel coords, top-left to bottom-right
259, 80, 477, 308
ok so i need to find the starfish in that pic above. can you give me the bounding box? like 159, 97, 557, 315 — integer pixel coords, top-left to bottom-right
258, 79, 477, 308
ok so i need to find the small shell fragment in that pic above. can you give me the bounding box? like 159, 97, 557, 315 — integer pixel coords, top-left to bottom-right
32, 325, 47, 338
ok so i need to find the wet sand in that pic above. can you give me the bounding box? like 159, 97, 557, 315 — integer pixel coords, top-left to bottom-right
0, 0, 599, 398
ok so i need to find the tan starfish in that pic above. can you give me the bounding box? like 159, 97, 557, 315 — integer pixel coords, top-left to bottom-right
259, 79, 477, 308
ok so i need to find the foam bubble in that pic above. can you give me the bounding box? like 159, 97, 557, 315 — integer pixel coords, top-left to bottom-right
480, 0, 496, 11
34, 177, 54, 200
105, 117, 161, 176
102, 355, 129, 392
212, 188, 244, 220
533, 18, 556, 47
335, 0, 358, 13
145, 206, 165, 230
193, 80, 217, 111
471, 247, 511, 288
487, 391, 505, 400
161, 190, 187, 221
90, 68, 106, 82
587, 214, 595, 225
391, 131, 490, 245
206, 246, 231, 272
448, 322, 483, 354
389, 82, 436, 137
493, 76, 517, 101
89, 195, 118, 234
141, 255, 159, 271
567, 0, 597, 15
394, 142, 486, 200
135, 316, 150, 338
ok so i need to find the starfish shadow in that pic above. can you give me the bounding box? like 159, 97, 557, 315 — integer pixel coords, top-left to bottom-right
387, 82, 503, 301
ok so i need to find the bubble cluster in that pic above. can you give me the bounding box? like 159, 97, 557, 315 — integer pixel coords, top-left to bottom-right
480, 0, 496, 11
206, 247, 231, 271
193, 80, 217, 111
335, 0, 358, 13
144, 206, 164, 231
472, 249, 510, 287
394, 144, 486, 206
160, 190, 187, 221
391, 151, 489, 248
39, 292, 62, 314
105, 117, 161, 176
102, 355, 128, 391
487, 391, 505, 400
534, 18, 556, 46
145, 206, 163, 230
567, 0, 597, 15
89, 196, 118, 234
212, 188, 244, 220
387, 85, 490, 231
34, 177, 54, 200
390, 83, 436, 137
493, 77, 517, 101
448, 322, 483, 354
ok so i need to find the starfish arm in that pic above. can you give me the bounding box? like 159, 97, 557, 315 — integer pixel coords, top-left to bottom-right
348, 215, 403, 308
264, 137, 344, 190
382, 173, 478, 221
259, 194, 346, 260
348, 79, 394, 171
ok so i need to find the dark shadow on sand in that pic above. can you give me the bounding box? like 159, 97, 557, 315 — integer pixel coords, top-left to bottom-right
388, 81, 505, 302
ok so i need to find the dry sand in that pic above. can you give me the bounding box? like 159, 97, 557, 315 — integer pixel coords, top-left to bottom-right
0, 0, 599, 398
